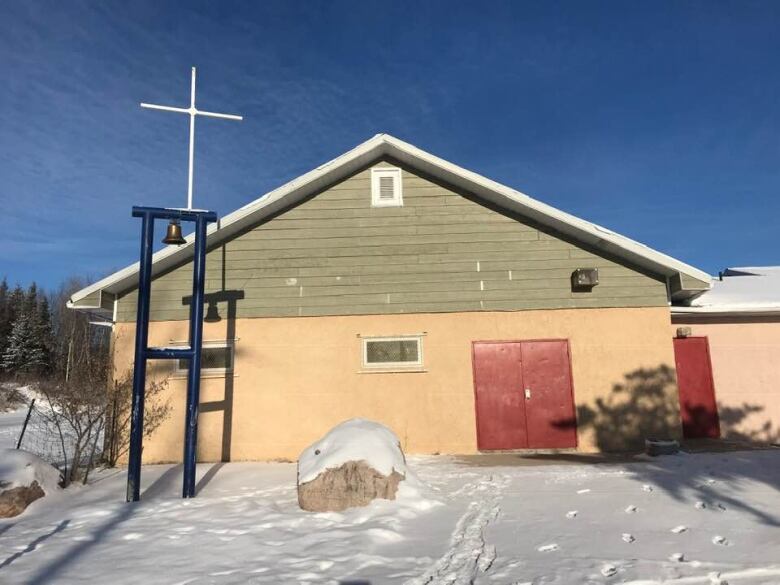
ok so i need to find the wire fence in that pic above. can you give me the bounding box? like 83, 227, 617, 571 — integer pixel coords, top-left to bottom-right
16, 397, 106, 485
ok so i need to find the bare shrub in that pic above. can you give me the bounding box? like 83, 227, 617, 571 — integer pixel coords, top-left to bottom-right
103, 372, 171, 468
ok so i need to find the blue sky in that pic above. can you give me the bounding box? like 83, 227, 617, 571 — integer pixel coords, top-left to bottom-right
1, 1, 779, 290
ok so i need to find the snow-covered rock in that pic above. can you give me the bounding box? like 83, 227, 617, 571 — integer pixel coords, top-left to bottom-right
297, 419, 408, 512
0, 448, 61, 493
0, 448, 60, 517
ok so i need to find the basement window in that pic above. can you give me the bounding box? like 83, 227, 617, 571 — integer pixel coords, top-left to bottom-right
371, 167, 403, 207
362, 335, 423, 370
174, 342, 234, 376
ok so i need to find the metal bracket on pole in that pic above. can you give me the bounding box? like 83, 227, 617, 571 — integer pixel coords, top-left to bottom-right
126, 206, 217, 502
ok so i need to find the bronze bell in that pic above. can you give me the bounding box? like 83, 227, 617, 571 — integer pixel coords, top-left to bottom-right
162, 220, 186, 246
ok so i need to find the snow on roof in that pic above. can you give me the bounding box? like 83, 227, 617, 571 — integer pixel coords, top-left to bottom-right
68, 133, 711, 309
674, 266, 780, 314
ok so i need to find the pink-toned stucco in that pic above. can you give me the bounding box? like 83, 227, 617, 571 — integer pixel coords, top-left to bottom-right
671, 317, 780, 443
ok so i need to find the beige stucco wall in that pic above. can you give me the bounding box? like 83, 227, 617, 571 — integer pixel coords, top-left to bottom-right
113, 306, 680, 463
671, 318, 780, 442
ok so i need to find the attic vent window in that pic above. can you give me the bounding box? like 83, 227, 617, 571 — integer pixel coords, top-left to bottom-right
371, 167, 403, 207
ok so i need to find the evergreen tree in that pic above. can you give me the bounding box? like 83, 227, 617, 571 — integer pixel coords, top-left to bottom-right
35, 295, 54, 374
0, 278, 9, 359
7, 285, 24, 326
23, 282, 38, 315
1, 283, 53, 376
0, 284, 24, 372
2, 311, 41, 373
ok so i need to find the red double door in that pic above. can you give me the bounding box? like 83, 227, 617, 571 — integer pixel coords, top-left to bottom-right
673, 337, 720, 439
472, 340, 577, 450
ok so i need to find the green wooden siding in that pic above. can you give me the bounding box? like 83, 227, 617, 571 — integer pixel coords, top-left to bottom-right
116, 160, 669, 321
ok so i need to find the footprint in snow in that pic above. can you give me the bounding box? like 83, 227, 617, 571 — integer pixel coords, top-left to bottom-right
210, 569, 239, 577
537, 543, 559, 552
669, 552, 685, 562
601, 564, 618, 577
622, 533, 635, 543
566, 510, 578, 519
671, 525, 688, 534
708, 571, 728, 585
716, 503, 727, 511
625, 505, 637, 513
695, 501, 707, 510
642, 484, 653, 492
712, 535, 729, 546
478, 544, 497, 572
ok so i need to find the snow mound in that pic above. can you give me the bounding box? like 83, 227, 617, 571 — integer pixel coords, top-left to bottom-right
298, 418, 407, 485
0, 448, 61, 494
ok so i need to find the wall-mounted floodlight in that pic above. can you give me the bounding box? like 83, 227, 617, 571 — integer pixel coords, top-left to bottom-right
571, 268, 599, 291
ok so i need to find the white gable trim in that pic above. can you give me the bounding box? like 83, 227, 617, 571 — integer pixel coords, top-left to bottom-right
68, 133, 710, 308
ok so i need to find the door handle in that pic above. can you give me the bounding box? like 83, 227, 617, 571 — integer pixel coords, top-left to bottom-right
524, 388, 531, 399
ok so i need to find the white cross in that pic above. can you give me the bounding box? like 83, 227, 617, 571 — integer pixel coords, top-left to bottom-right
141, 66, 243, 210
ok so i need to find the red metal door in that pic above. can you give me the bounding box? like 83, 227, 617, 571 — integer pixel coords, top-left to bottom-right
521, 340, 578, 448
472, 340, 577, 450
472, 342, 528, 450
673, 337, 720, 438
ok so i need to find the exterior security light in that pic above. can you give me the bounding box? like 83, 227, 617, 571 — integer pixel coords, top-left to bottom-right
571, 268, 599, 290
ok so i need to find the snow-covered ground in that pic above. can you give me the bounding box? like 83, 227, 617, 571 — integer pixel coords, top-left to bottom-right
1, 447, 779, 584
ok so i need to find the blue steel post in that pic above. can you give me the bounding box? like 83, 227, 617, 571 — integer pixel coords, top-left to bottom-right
125, 207, 216, 503
127, 210, 155, 502
182, 215, 209, 498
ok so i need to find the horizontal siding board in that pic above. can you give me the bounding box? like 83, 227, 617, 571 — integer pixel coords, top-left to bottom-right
418, 249, 572, 263
120, 296, 665, 322
116, 160, 668, 322
226, 241, 444, 256
300, 195, 472, 210
275, 204, 490, 220
223, 231, 540, 251
482, 297, 662, 310
142, 271, 658, 294
245, 221, 538, 239
271, 212, 515, 229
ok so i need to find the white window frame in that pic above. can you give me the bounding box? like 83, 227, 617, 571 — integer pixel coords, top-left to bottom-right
173, 341, 235, 376
370, 167, 403, 207
361, 335, 423, 370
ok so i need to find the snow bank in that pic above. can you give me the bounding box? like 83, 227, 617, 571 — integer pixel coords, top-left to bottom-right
0, 448, 61, 494
298, 418, 408, 485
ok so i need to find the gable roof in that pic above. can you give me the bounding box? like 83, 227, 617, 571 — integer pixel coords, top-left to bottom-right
68, 133, 710, 311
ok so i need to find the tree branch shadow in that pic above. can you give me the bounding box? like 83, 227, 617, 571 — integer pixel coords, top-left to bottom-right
22, 503, 137, 584
555, 364, 780, 526
0, 519, 70, 570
